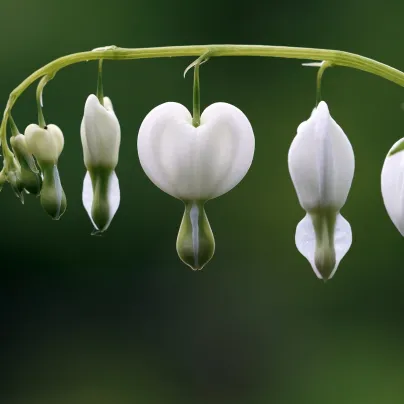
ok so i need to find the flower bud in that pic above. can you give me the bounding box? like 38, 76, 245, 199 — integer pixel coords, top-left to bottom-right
288, 101, 354, 280
0, 169, 6, 192
25, 124, 64, 165
381, 138, 404, 235
138, 102, 255, 269
10, 134, 42, 195
24, 124, 66, 219
81, 94, 121, 233
6, 157, 24, 202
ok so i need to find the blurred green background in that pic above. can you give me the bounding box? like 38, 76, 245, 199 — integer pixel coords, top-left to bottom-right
1, 0, 404, 403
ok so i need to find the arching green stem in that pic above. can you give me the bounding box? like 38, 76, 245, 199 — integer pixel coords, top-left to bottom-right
2, 44, 404, 151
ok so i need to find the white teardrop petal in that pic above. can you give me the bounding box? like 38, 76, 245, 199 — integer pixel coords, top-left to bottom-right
106, 171, 120, 227
137, 102, 255, 200
288, 101, 354, 211
47, 124, 65, 157
381, 139, 404, 236
82, 170, 120, 231
82, 171, 95, 228
295, 213, 352, 279
103, 97, 114, 112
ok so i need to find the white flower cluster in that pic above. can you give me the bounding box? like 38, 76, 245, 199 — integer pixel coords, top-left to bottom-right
4, 90, 403, 278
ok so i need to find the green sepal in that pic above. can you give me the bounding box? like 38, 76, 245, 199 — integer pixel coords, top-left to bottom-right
40, 163, 67, 220
176, 201, 215, 270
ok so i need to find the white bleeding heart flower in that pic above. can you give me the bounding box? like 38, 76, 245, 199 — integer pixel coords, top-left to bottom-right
288, 101, 355, 280
81, 94, 121, 233
381, 138, 404, 236
137, 102, 255, 270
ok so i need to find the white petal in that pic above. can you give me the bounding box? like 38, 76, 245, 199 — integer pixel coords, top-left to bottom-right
288, 101, 354, 211
381, 138, 404, 235
103, 97, 114, 112
81, 94, 120, 169
295, 212, 352, 279
46, 124, 65, 157
82, 172, 95, 227
82, 170, 120, 231
137, 102, 255, 200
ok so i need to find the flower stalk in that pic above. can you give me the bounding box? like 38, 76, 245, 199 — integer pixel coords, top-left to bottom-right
192, 62, 201, 127
97, 59, 104, 106
36, 74, 54, 129
1, 44, 404, 154
2, 44, 404, 123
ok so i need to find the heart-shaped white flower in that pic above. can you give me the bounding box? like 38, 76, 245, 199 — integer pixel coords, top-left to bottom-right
137, 102, 255, 201
137, 101, 255, 270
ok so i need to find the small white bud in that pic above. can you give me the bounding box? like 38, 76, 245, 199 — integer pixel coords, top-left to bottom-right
24, 123, 66, 219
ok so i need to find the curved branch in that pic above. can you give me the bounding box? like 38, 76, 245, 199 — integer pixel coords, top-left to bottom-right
1, 44, 404, 161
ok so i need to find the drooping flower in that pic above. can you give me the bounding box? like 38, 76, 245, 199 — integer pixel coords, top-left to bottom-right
381, 138, 404, 236
288, 101, 355, 280
137, 102, 255, 269
81, 94, 121, 234
25, 123, 66, 219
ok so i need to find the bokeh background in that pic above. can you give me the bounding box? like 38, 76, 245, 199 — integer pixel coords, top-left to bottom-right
1, 0, 404, 403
